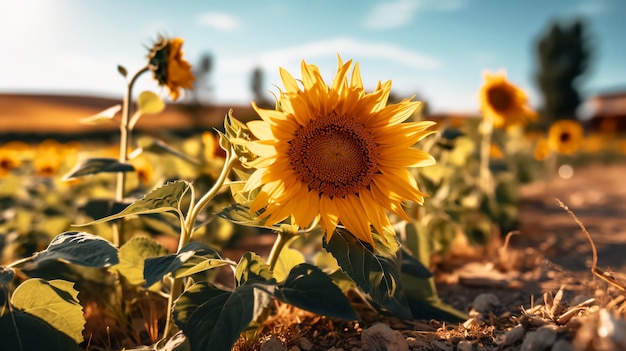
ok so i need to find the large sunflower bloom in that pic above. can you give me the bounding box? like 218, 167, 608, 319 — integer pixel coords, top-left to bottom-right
148, 37, 195, 101
479, 72, 538, 128
242, 58, 436, 247
548, 119, 584, 155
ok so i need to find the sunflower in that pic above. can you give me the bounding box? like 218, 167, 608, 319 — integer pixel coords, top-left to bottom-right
548, 119, 584, 155
533, 138, 551, 161
479, 71, 538, 128
242, 57, 436, 247
148, 36, 195, 101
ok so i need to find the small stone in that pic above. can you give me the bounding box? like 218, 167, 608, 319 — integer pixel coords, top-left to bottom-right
521, 326, 557, 351
299, 337, 314, 351
551, 339, 573, 351
361, 322, 409, 351
288, 347, 301, 351
457, 340, 473, 351
261, 337, 287, 351
326, 348, 344, 351
503, 325, 526, 346
430, 340, 453, 351
472, 293, 501, 314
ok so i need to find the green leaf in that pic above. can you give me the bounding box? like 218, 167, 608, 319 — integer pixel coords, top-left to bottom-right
216, 203, 273, 229
174, 257, 231, 280
77, 180, 191, 226
173, 281, 274, 351
62, 157, 135, 181
400, 248, 433, 279
144, 242, 222, 288
138, 90, 165, 114
276, 263, 358, 320
235, 252, 273, 287
323, 229, 411, 319
11, 278, 85, 343
115, 236, 169, 286
33, 231, 119, 268
401, 222, 467, 322
272, 248, 305, 283
79, 104, 121, 125
135, 138, 201, 165
117, 64, 127, 77
0, 309, 79, 351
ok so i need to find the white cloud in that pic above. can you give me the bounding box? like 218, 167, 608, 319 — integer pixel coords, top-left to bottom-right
196, 12, 241, 31
363, 0, 464, 30
218, 37, 441, 73
568, 1, 607, 17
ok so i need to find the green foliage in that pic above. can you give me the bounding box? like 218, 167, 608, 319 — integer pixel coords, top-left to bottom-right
11, 278, 85, 343
143, 241, 224, 288
323, 229, 412, 319
33, 231, 119, 268
79, 180, 192, 226
275, 263, 358, 321
115, 235, 169, 285
535, 18, 591, 126
62, 157, 135, 181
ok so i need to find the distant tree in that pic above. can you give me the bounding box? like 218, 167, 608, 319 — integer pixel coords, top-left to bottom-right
192, 52, 214, 104
534, 18, 592, 128
251, 66, 273, 108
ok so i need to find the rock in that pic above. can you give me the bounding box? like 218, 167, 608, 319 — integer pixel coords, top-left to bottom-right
472, 293, 501, 315
326, 348, 344, 351
261, 337, 287, 351
361, 323, 409, 351
551, 339, 573, 351
298, 337, 314, 351
457, 340, 473, 351
503, 325, 526, 346
430, 340, 453, 351
520, 326, 557, 351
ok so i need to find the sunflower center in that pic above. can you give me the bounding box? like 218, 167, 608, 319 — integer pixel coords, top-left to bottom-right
288, 111, 379, 198
487, 87, 512, 112
560, 132, 572, 143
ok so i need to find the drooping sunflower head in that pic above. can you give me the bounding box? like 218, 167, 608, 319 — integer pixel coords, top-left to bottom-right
548, 119, 584, 155
479, 71, 538, 128
242, 57, 436, 247
148, 36, 195, 101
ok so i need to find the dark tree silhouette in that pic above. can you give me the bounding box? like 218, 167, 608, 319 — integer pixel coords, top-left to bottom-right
534, 18, 592, 128
250, 66, 273, 108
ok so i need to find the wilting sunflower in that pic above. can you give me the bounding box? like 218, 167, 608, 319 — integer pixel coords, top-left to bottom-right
148, 36, 195, 101
548, 119, 584, 155
242, 57, 436, 247
479, 71, 538, 128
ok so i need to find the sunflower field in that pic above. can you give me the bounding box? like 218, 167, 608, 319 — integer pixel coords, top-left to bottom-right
2, 35, 626, 351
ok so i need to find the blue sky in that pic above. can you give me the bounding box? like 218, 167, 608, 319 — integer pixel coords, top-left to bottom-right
0, 0, 624, 114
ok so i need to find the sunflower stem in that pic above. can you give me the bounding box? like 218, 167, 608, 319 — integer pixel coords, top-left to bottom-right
162, 150, 237, 340
114, 65, 150, 247
267, 229, 295, 272
479, 118, 494, 196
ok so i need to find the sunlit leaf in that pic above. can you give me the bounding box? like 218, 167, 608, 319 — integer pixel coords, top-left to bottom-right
0, 309, 79, 350
33, 231, 119, 268
79, 104, 121, 125
272, 248, 305, 283
323, 228, 411, 319
174, 257, 231, 280
138, 90, 165, 114
235, 252, 273, 287
276, 263, 358, 320
11, 279, 85, 343
216, 203, 273, 229
77, 180, 191, 226
173, 281, 275, 351
62, 157, 134, 181
144, 241, 222, 288
115, 236, 169, 286
135, 138, 201, 165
